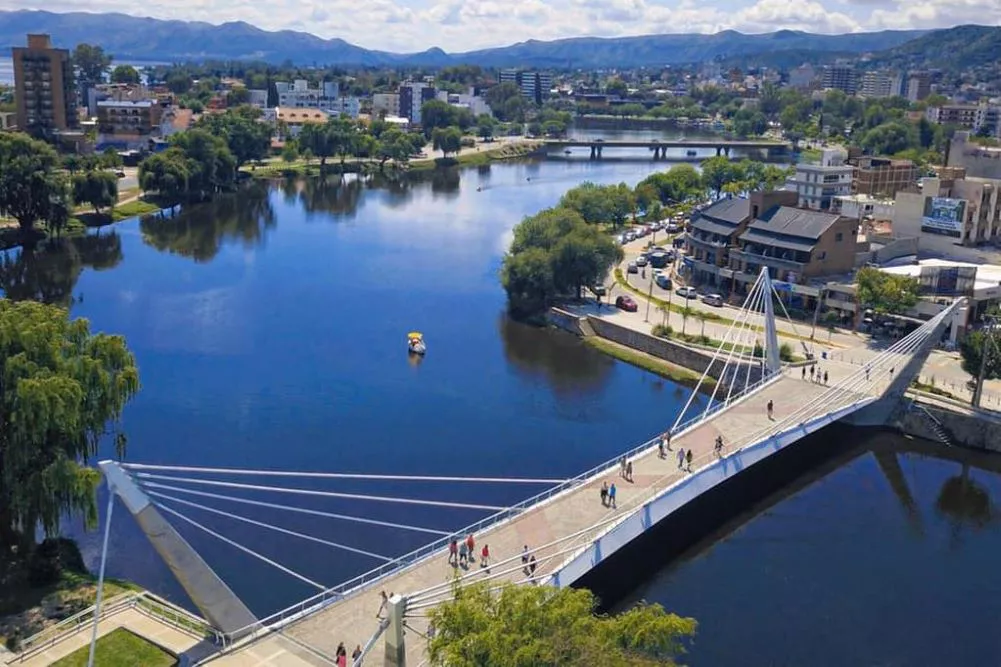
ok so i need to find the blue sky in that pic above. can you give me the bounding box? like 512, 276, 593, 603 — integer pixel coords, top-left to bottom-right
4, 0, 1000, 51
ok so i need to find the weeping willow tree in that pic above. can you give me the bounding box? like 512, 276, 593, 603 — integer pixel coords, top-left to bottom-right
0, 299, 140, 554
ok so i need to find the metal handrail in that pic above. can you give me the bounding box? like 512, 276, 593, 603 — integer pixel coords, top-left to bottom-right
15, 593, 136, 662
223, 370, 784, 643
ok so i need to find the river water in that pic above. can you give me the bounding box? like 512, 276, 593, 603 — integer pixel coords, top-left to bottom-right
5, 153, 1001, 664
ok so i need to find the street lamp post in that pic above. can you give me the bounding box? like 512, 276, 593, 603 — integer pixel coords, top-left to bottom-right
644, 267, 654, 322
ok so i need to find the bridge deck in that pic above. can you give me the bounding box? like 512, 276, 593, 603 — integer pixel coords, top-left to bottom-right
542, 139, 789, 148
232, 372, 867, 664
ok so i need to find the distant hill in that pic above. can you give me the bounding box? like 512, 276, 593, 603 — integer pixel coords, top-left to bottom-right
869, 24, 1001, 70
0, 10, 929, 68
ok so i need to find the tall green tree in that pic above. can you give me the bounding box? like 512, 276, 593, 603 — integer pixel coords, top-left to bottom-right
169, 129, 237, 197
431, 127, 463, 159
700, 156, 743, 198
856, 266, 919, 315
139, 149, 190, 202
959, 328, 1001, 407
0, 299, 140, 551
72, 44, 112, 92
0, 133, 71, 234
428, 582, 696, 667
298, 122, 336, 169
110, 64, 141, 85
196, 108, 272, 168
72, 169, 118, 215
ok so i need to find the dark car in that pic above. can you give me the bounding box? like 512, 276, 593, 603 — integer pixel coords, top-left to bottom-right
615, 295, 638, 312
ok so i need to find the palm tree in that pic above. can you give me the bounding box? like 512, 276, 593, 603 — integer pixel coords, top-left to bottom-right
658, 304, 669, 327
695, 310, 708, 339
680, 306, 693, 336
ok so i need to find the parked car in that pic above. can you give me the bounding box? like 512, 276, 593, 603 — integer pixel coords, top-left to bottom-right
635, 255, 649, 267
676, 286, 697, 299
655, 274, 673, 290
701, 293, 724, 307
615, 295, 638, 312
665, 223, 681, 233
648, 252, 670, 269
627, 261, 639, 274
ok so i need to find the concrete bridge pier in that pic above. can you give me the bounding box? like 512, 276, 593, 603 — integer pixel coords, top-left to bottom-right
714, 145, 731, 157
651, 146, 662, 160
589, 144, 603, 159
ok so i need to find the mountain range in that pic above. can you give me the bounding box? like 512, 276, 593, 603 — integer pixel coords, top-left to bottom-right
0, 10, 935, 68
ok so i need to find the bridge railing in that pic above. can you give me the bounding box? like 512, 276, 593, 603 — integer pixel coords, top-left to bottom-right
223, 370, 785, 644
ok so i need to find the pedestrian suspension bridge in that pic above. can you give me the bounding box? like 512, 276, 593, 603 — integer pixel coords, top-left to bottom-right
65, 269, 961, 666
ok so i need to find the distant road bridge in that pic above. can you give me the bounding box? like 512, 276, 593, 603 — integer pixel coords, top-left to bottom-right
30, 270, 963, 667
541, 138, 792, 159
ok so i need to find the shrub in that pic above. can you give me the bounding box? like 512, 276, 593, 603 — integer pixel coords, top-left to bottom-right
652, 324, 673, 338
27, 537, 86, 586
779, 342, 794, 362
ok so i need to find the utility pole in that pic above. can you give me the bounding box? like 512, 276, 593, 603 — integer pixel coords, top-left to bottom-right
973, 319, 996, 409
644, 267, 654, 322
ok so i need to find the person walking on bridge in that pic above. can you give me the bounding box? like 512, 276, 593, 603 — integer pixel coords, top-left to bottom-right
376, 590, 388, 619
481, 544, 490, 569
600, 481, 609, 506
459, 539, 468, 567
677, 447, 685, 470
715, 435, 724, 458
625, 459, 633, 482
448, 539, 458, 566
767, 400, 774, 420
686, 449, 693, 472
466, 534, 476, 563
609, 482, 617, 508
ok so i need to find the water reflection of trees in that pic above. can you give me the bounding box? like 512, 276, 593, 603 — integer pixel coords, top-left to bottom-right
936, 463, 994, 548
498, 313, 614, 396
0, 233, 123, 307
299, 175, 364, 220
140, 182, 276, 262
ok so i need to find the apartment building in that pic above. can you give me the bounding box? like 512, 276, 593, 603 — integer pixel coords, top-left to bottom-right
436, 89, 492, 117
788, 64, 817, 90
96, 99, 163, 135
906, 72, 931, 102
947, 132, 1001, 180
860, 71, 897, 99
978, 104, 1001, 139
12, 33, 76, 136
275, 80, 339, 108
372, 93, 400, 118
499, 69, 552, 104
275, 107, 328, 139
399, 82, 436, 125
686, 191, 797, 287
731, 205, 859, 284
820, 64, 857, 95
852, 157, 919, 198
926, 104, 980, 129
792, 149, 854, 211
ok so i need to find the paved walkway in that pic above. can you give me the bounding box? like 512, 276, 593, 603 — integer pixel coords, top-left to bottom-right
13, 608, 206, 667
265, 369, 876, 664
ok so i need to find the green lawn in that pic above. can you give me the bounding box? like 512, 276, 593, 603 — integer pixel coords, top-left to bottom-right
51, 628, 176, 667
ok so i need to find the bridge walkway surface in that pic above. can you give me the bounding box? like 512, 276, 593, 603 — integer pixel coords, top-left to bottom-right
205, 365, 887, 666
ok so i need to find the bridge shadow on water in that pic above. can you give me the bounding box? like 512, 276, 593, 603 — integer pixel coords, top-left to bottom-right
582, 426, 1001, 666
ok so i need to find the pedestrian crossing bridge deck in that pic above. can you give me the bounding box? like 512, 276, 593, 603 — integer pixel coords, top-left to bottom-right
76, 269, 961, 667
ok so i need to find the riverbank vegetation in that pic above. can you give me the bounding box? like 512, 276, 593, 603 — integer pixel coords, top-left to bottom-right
428, 582, 696, 667
585, 337, 713, 391
0, 300, 140, 650
501, 159, 792, 318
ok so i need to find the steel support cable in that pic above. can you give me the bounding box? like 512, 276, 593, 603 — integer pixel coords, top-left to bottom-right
132, 473, 508, 511
123, 463, 567, 485
152, 501, 328, 591
149, 491, 393, 562
704, 273, 763, 417
137, 481, 450, 536
771, 284, 808, 340
673, 270, 766, 432
739, 283, 765, 397
718, 277, 767, 410
732, 310, 946, 450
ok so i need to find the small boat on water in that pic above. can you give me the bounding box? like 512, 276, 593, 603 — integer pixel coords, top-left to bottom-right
564, 149, 572, 155
408, 332, 426, 355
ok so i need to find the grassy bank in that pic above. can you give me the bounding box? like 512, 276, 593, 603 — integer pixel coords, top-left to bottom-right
408, 141, 540, 171
71, 200, 164, 228
1, 570, 139, 650
584, 336, 715, 394
52, 628, 176, 667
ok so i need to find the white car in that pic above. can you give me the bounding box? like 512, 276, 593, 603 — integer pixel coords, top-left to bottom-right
635, 255, 649, 267
701, 293, 724, 307
675, 286, 697, 299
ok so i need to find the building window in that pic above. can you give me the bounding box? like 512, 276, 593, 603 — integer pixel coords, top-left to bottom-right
818, 251, 827, 260
835, 232, 843, 242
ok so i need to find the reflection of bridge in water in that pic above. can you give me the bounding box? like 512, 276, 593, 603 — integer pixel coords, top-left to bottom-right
23, 270, 963, 667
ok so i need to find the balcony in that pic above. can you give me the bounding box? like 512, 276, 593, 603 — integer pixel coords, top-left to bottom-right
687, 233, 729, 249
730, 247, 807, 271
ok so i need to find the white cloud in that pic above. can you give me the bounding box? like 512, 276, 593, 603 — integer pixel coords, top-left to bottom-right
0, 0, 996, 51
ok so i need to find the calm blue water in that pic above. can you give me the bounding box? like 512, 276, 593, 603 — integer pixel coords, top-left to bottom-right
620, 431, 1001, 666
10, 158, 705, 614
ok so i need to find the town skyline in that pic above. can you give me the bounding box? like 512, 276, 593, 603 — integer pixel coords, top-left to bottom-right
0, 2, 997, 53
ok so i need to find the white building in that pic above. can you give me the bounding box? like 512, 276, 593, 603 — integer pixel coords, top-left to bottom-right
833, 194, 895, 221
788, 64, 816, 90
246, 89, 268, 109
327, 96, 361, 119
791, 149, 853, 211
372, 93, 400, 117
275, 80, 340, 109
436, 89, 492, 117
860, 71, 897, 99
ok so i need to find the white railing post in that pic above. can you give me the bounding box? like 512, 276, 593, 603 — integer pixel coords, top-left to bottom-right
86, 485, 115, 667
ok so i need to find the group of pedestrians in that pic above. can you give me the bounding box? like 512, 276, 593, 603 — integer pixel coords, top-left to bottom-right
600, 480, 617, 508
334, 642, 362, 666
521, 544, 538, 582
676, 447, 693, 472
657, 431, 672, 458
619, 456, 633, 482
447, 533, 488, 569
803, 365, 828, 385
